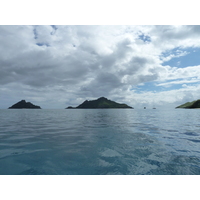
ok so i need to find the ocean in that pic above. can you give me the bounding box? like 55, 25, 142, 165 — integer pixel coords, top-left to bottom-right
0, 108, 200, 175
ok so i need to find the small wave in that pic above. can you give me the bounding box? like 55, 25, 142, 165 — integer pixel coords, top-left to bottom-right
187, 139, 200, 143
19, 168, 47, 175
100, 149, 122, 157
183, 132, 199, 136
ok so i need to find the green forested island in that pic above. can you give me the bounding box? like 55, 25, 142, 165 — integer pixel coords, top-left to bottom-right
8, 100, 41, 109
66, 97, 133, 109
176, 99, 200, 109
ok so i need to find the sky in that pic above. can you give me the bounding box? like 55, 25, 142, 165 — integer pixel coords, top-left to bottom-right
0, 2, 199, 199
1, 25, 200, 109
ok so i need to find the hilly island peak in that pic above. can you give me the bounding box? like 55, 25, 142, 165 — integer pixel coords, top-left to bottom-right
8, 100, 41, 109
66, 97, 133, 109
176, 99, 200, 109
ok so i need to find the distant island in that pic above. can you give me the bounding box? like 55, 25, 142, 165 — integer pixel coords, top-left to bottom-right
66, 97, 133, 109
8, 100, 41, 109
176, 99, 200, 109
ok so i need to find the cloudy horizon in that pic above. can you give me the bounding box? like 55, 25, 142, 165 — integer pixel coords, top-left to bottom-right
1, 25, 200, 109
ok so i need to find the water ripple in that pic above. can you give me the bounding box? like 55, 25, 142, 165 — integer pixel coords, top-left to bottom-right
0, 109, 200, 174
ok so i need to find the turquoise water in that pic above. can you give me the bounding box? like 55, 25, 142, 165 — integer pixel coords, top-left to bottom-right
0, 109, 200, 175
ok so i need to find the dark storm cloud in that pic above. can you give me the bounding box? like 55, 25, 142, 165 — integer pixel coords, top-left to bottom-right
76, 38, 154, 97
137, 73, 159, 84
80, 72, 122, 97
0, 48, 60, 86
1, 25, 200, 108
119, 56, 150, 76
0, 25, 159, 98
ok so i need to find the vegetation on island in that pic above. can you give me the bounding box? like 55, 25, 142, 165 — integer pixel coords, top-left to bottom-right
8, 100, 41, 109
176, 99, 200, 109
66, 97, 133, 109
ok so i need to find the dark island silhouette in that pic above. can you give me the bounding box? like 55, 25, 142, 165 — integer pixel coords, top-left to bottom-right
66, 97, 133, 109
176, 99, 200, 109
8, 100, 41, 109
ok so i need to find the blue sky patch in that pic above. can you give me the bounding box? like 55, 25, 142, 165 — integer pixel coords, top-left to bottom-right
133, 78, 200, 94
162, 47, 200, 68
134, 82, 182, 93
33, 28, 38, 39
51, 25, 57, 35
51, 25, 57, 30
133, 82, 162, 93
36, 43, 50, 47
138, 33, 151, 43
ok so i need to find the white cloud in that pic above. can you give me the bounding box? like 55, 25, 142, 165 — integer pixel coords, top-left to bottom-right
119, 84, 200, 109
160, 50, 188, 63
156, 78, 200, 87
1, 25, 200, 108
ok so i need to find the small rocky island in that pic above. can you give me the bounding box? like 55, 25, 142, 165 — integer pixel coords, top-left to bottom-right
8, 100, 41, 109
176, 99, 200, 109
66, 97, 133, 109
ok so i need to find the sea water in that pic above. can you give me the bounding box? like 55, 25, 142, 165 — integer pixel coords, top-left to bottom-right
0, 108, 200, 175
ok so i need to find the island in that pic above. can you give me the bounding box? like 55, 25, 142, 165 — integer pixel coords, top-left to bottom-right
176, 99, 200, 109
66, 97, 133, 109
8, 100, 41, 109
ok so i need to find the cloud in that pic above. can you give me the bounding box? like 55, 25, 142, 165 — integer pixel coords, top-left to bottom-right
1, 25, 200, 108
156, 78, 200, 87
149, 25, 200, 49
